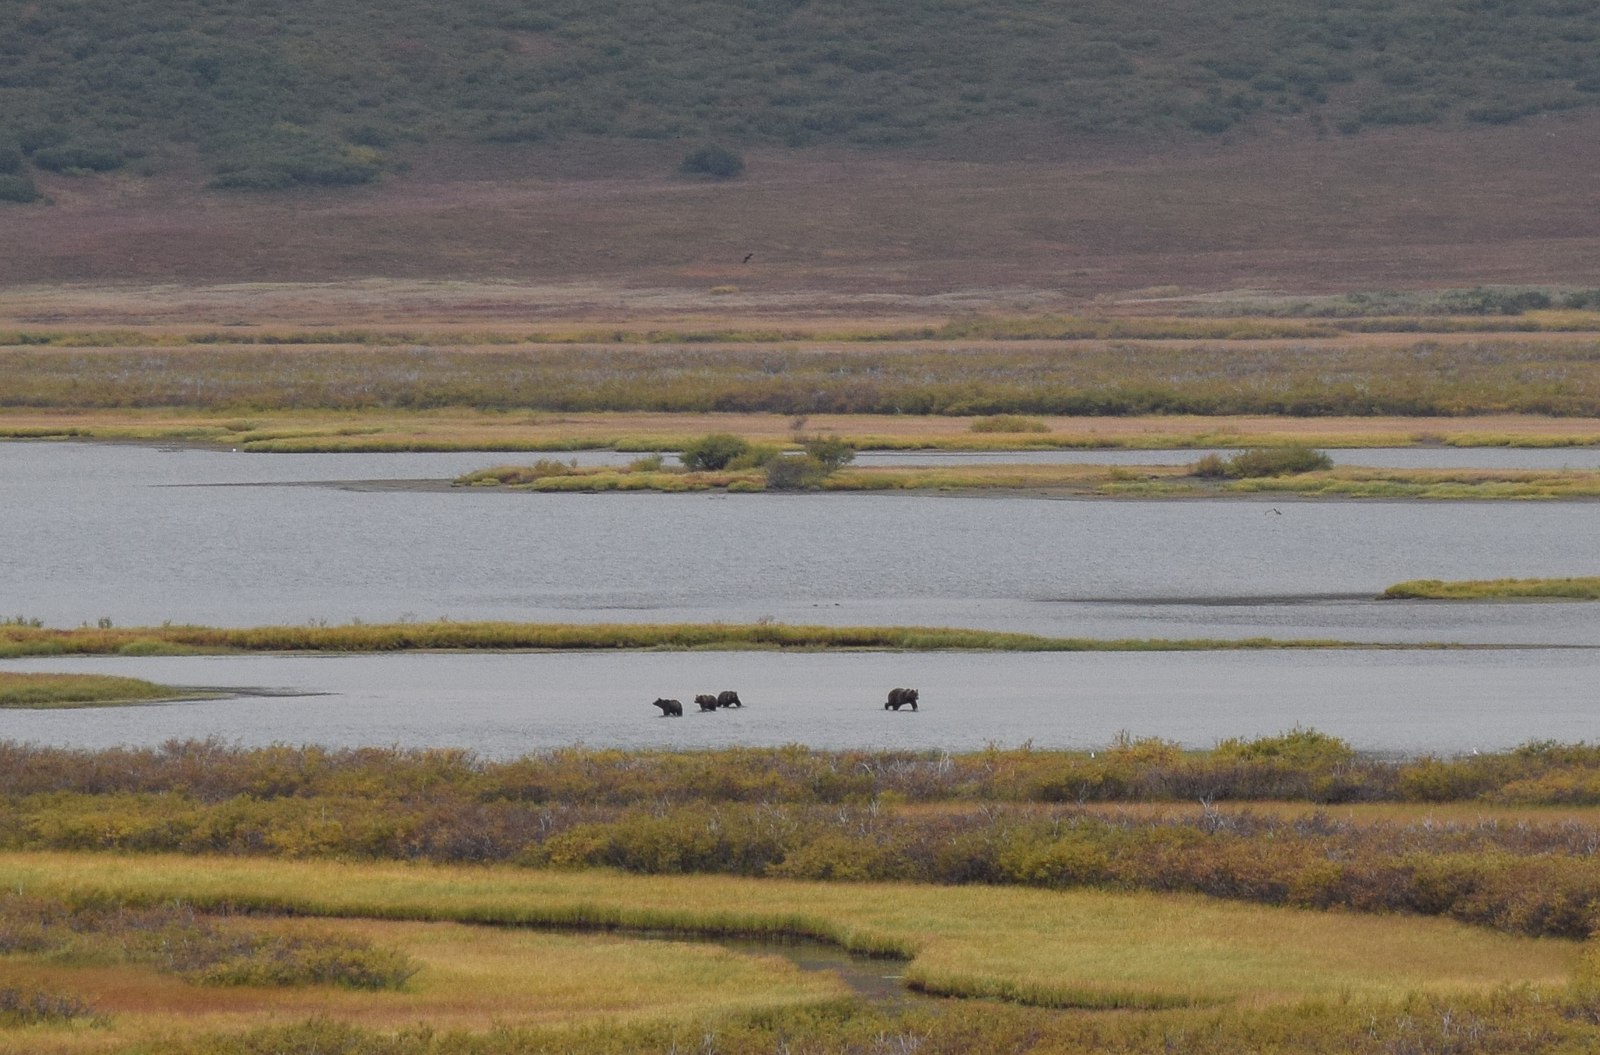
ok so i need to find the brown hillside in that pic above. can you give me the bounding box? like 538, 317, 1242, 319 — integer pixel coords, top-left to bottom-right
7, 116, 1599, 312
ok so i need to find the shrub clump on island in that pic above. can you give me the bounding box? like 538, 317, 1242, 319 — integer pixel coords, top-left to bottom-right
1192, 445, 1333, 478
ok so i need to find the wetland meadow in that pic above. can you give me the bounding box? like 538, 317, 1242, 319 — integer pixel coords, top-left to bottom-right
4, 293, 1600, 1054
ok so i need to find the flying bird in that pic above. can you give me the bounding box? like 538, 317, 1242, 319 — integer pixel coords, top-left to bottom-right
742, 252, 754, 263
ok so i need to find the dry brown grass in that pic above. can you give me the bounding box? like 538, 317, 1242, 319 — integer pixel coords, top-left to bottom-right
8, 113, 1600, 296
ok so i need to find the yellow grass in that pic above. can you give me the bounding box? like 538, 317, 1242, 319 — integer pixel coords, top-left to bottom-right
1382, 576, 1600, 600
0, 852, 1576, 1016
4, 408, 1600, 453
0, 917, 844, 1054
0, 671, 199, 708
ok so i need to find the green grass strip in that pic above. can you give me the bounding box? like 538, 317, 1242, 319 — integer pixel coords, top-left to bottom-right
0, 672, 197, 708
1382, 577, 1600, 600
0, 621, 1490, 658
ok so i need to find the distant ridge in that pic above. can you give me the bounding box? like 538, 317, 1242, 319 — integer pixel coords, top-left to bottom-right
4, 0, 1600, 190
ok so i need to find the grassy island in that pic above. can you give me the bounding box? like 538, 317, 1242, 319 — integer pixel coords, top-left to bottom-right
0, 671, 203, 708
0, 620, 1388, 658
456, 460, 1600, 500
1383, 577, 1600, 600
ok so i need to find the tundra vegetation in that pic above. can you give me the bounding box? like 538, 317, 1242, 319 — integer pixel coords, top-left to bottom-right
6, 0, 1600, 192
8, 735, 1600, 1051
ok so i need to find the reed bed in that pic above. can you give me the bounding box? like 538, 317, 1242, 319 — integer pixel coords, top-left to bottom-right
4, 337, 1600, 419
1383, 577, 1600, 600
0, 621, 1372, 658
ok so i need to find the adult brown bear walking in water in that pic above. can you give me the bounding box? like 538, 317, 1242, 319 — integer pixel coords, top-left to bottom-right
653, 698, 683, 717
885, 688, 919, 711
717, 690, 743, 708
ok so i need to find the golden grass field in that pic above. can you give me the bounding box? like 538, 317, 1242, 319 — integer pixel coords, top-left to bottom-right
0, 915, 845, 1055
0, 852, 1576, 1026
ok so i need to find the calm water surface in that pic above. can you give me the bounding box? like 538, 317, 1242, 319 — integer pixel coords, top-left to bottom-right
2, 441, 1597, 753
1, 649, 1592, 756
1, 442, 1597, 644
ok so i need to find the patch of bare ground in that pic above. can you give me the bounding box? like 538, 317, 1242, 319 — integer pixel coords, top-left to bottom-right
6, 114, 1600, 307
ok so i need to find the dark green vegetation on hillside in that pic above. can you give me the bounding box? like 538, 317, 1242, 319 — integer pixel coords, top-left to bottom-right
5, 335, 1600, 415
5, 0, 1600, 189
13, 736, 1600, 940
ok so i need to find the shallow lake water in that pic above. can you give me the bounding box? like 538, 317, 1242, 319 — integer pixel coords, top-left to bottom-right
0, 649, 1594, 756
2, 440, 1597, 754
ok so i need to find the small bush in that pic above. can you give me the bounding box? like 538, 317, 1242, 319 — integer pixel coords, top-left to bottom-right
32, 142, 124, 173
0, 986, 98, 1025
680, 433, 750, 470
803, 435, 855, 471
727, 443, 782, 470
680, 144, 745, 179
627, 453, 665, 472
970, 415, 1050, 434
1197, 446, 1332, 479
1439, 287, 1553, 316
0, 173, 39, 203
765, 454, 827, 490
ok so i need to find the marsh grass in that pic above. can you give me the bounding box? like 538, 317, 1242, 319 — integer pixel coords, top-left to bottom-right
0, 672, 194, 708
0, 853, 1573, 1013
1382, 577, 1600, 600
0, 620, 1385, 658
463, 459, 1600, 499
7, 334, 1600, 421
1225, 468, 1600, 500
0, 892, 417, 990
4, 406, 1599, 454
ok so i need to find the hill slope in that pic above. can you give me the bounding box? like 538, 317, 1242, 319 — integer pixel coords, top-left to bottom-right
3, 0, 1600, 190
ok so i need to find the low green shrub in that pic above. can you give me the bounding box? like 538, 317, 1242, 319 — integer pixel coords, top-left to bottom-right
726, 443, 782, 470
680, 144, 745, 179
1195, 446, 1333, 478
679, 433, 750, 470
0, 137, 22, 174
0, 173, 38, 203
765, 454, 827, 490
31, 142, 124, 173
0, 986, 98, 1025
